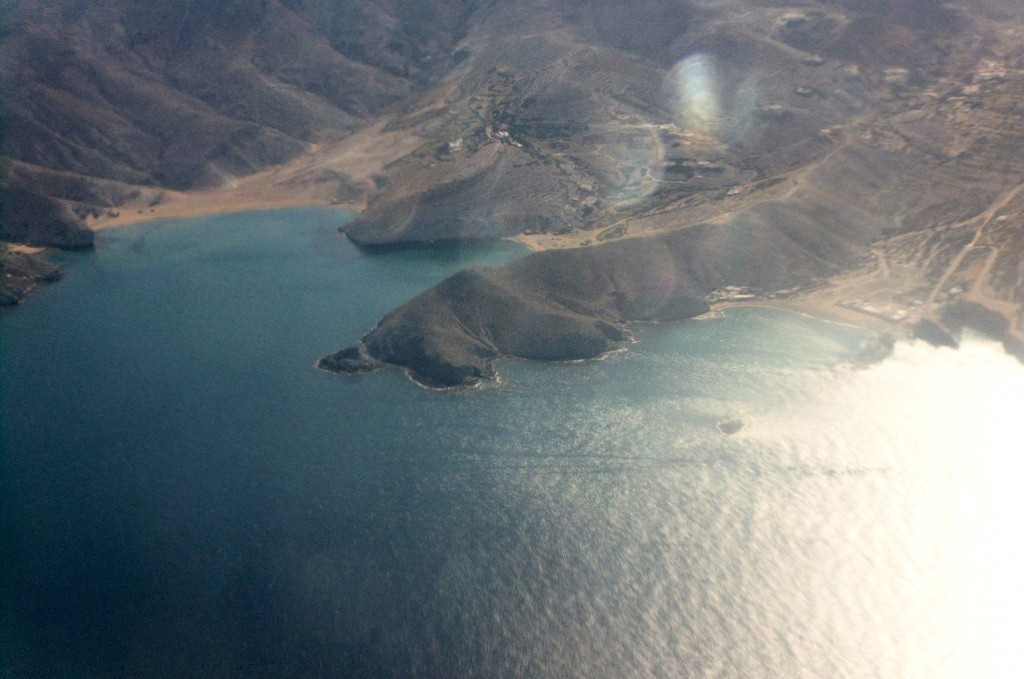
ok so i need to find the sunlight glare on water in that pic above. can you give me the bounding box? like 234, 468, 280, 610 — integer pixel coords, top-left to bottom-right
428, 326, 1024, 678
730, 334, 1024, 678
460, 331, 1024, 675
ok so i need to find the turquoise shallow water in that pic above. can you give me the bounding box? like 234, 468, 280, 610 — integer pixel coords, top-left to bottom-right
3, 208, 1024, 678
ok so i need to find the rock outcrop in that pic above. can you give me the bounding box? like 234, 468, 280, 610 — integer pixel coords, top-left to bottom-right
0, 247, 62, 306
0, 188, 94, 249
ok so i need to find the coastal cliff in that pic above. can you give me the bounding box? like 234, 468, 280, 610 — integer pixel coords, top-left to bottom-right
0, 188, 94, 250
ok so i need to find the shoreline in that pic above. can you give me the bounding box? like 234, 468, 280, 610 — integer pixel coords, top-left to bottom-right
712, 298, 904, 337
21, 133, 1002, 355
88, 188, 907, 342
23, 191, 1018, 372
89, 195, 361, 231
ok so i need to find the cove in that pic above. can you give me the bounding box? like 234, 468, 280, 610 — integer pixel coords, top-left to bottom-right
3, 207, 1023, 679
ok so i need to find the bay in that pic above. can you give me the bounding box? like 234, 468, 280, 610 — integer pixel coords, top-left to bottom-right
3, 208, 1023, 678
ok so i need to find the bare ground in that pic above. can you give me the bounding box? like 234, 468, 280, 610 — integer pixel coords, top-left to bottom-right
87, 119, 428, 230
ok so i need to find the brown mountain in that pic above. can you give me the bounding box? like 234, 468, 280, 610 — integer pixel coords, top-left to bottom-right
321, 0, 1024, 384
0, 0, 477, 245
2, 0, 1023, 374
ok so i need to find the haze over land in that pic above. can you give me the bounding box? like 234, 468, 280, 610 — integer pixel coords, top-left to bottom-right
2, 0, 1023, 383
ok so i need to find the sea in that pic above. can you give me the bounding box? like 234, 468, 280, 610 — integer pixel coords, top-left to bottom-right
2, 208, 1023, 678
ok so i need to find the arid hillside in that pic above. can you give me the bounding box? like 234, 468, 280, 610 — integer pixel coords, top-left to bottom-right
3, 0, 1023, 371
0, 0, 477, 246
321, 0, 1024, 384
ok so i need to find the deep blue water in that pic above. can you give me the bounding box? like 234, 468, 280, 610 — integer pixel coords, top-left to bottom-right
4, 208, 1023, 678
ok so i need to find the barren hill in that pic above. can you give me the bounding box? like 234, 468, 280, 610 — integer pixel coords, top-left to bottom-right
2, 0, 1023, 375
322, 0, 1024, 384
0, 0, 476, 245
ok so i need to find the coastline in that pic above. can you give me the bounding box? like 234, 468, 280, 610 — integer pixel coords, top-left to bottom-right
26, 186, 1020, 378
712, 297, 903, 338
85, 180, 907, 343
45, 121, 1015, 360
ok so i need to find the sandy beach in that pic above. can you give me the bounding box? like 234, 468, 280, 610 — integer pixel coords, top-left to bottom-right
713, 298, 903, 337
88, 118, 428, 231
89, 187, 360, 231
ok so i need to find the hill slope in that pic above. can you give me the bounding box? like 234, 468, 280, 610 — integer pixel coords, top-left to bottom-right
3, 0, 1023, 368
0, 0, 476, 245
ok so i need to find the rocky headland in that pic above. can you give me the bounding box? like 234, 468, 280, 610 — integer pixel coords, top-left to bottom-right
322, 188, 878, 385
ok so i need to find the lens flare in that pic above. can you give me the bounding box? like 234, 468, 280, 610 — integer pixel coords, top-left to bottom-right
592, 118, 666, 206
672, 53, 721, 138
670, 52, 762, 146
